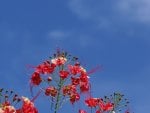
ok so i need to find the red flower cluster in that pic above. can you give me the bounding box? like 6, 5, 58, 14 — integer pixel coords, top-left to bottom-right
29, 50, 92, 111
1, 49, 132, 113
0, 105, 16, 113
68, 64, 90, 93
30, 61, 56, 86
29, 50, 131, 113
0, 97, 38, 113
17, 97, 38, 113
85, 97, 113, 113
62, 84, 80, 104
30, 55, 69, 86
61, 63, 91, 104
80, 92, 130, 113
0, 89, 38, 113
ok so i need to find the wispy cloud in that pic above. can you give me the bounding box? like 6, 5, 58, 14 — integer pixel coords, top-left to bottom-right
68, 0, 112, 28
47, 30, 70, 40
117, 0, 150, 23
68, 0, 150, 25
47, 29, 99, 48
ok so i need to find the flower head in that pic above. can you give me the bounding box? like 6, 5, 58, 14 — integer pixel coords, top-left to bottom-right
62, 85, 76, 96
0, 104, 16, 113
59, 70, 70, 79
51, 56, 67, 66
29, 50, 95, 112
19, 97, 38, 113
36, 61, 56, 74
85, 97, 100, 107
45, 86, 58, 97
31, 72, 42, 86
69, 93, 80, 104
99, 100, 114, 111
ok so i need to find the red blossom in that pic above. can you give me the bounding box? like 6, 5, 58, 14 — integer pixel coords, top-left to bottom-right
99, 100, 114, 111
28, 50, 105, 112
85, 98, 100, 107
69, 93, 80, 104
19, 97, 38, 113
85, 97, 114, 112
80, 72, 89, 83
35, 61, 56, 74
51, 57, 67, 66
68, 64, 83, 75
78, 71, 90, 93
45, 86, 58, 97
71, 77, 80, 85
80, 82, 90, 93
1, 105, 16, 113
31, 72, 42, 86
59, 70, 69, 79
62, 85, 76, 96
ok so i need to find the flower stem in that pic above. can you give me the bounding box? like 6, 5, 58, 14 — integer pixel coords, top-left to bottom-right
54, 78, 63, 113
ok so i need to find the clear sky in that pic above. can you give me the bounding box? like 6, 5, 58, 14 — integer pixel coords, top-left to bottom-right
0, 0, 150, 113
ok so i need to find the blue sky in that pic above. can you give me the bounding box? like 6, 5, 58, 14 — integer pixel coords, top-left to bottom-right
0, 0, 150, 113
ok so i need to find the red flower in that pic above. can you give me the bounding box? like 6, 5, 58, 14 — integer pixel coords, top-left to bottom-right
59, 70, 69, 79
1, 105, 16, 113
68, 64, 81, 75
69, 93, 80, 104
71, 77, 80, 85
20, 97, 38, 113
99, 100, 114, 111
36, 61, 56, 74
80, 72, 89, 83
79, 71, 90, 93
45, 86, 58, 97
79, 109, 87, 113
62, 85, 76, 95
51, 57, 67, 66
31, 72, 42, 86
80, 82, 90, 93
85, 98, 100, 107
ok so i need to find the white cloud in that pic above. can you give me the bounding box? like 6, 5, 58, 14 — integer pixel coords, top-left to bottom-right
68, 0, 150, 25
47, 29, 100, 48
68, 0, 112, 28
68, 0, 92, 20
117, 0, 150, 23
47, 30, 70, 40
